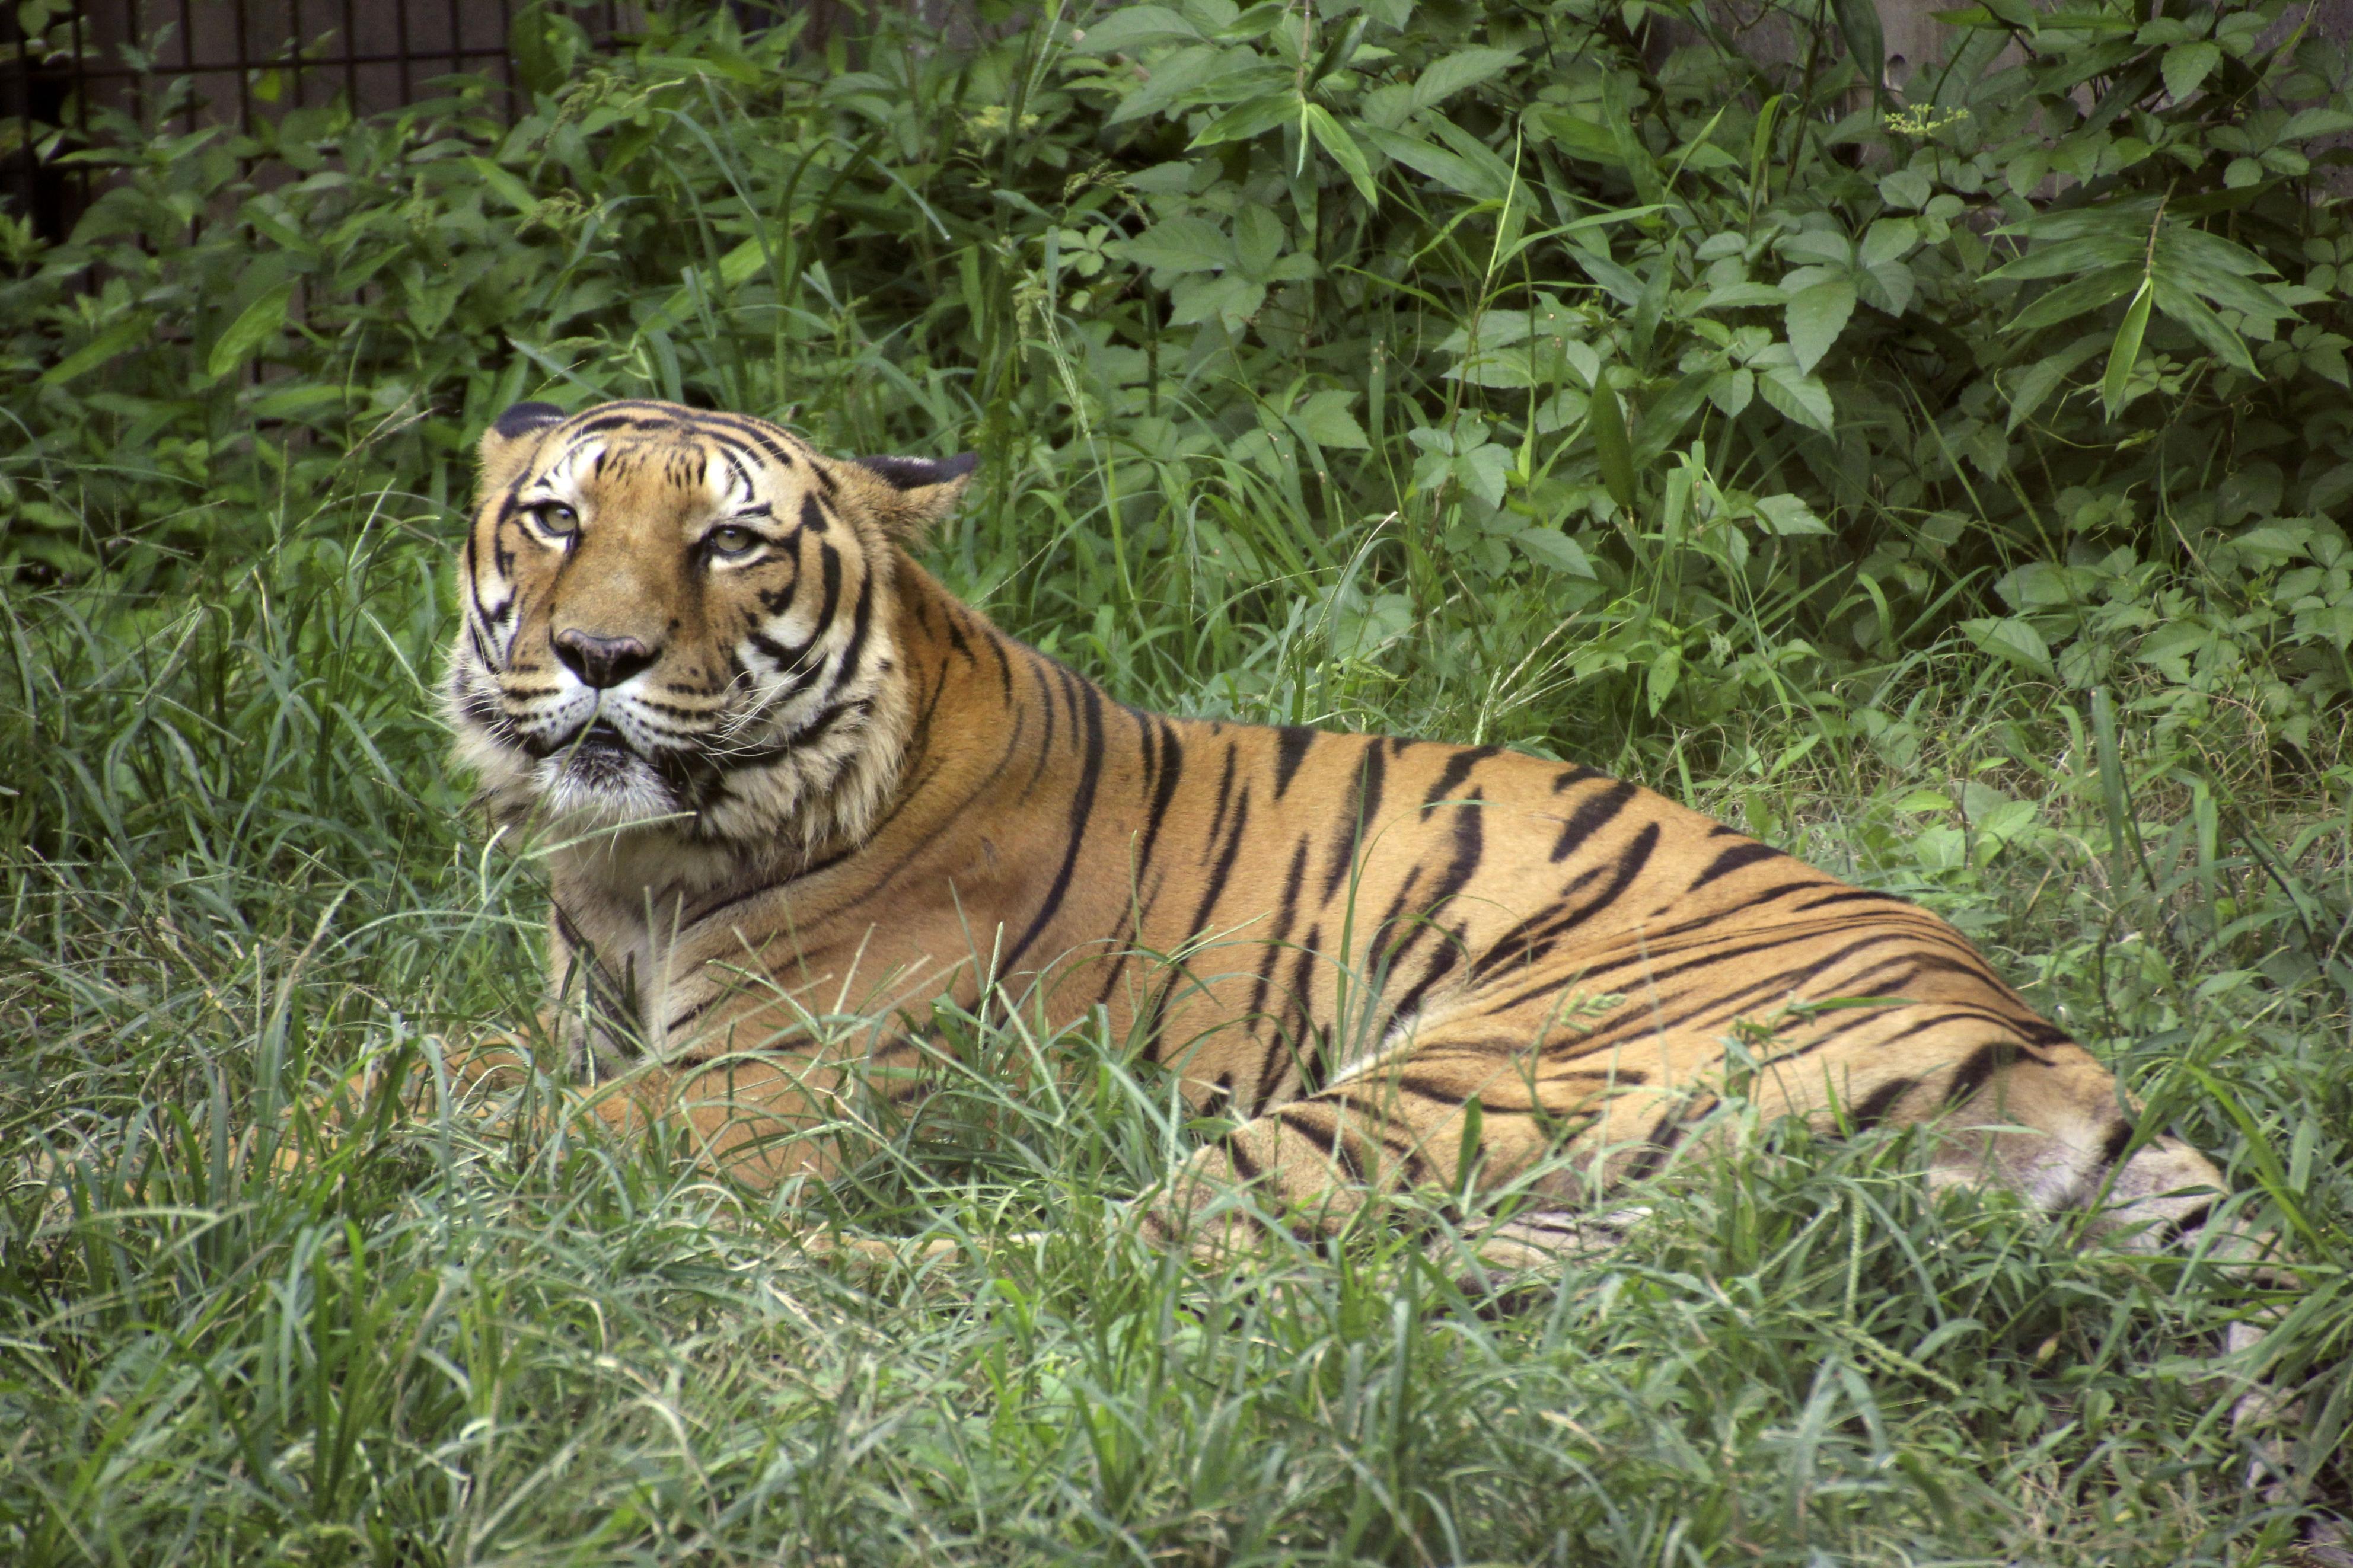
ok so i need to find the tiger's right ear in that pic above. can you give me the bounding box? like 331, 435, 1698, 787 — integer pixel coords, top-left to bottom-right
476, 401, 568, 496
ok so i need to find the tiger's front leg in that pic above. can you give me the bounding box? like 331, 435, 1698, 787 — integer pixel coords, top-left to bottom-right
421, 1026, 878, 1191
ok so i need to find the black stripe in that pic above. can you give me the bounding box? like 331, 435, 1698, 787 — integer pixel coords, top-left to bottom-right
815, 570, 875, 707
1244, 838, 1315, 1023
1203, 745, 1239, 856
1273, 726, 1317, 798
1323, 740, 1386, 902
1222, 1132, 1265, 1185
1423, 745, 1500, 806
1619, 1095, 1716, 1183
1941, 1042, 2021, 1107
1134, 719, 1186, 874
1389, 934, 1465, 1028
1791, 888, 1911, 914
1281, 938, 1324, 1095
1688, 840, 1785, 892
2156, 1201, 2213, 1248
1549, 780, 1637, 863
1374, 789, 1487, 982
1000, 666, 1107, 973
1276, 1107, 1366, 1183
1848, 1076, 1917, 1129
1182, 784, 1254, 946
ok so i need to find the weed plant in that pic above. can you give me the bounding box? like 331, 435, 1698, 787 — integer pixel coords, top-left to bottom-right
3, 0, 2351, 1561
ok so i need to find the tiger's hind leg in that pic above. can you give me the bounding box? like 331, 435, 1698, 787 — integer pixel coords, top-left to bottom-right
1140, 997, 2337, 1548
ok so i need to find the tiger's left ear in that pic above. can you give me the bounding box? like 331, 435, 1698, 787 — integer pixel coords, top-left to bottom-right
477, 401, 569, 498
841, 452, 979, 544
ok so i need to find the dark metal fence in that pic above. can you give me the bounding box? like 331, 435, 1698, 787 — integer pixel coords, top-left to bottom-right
3, 2, 636, 240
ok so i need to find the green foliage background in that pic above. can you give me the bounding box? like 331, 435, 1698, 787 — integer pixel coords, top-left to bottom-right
2, 0, 2351, 1560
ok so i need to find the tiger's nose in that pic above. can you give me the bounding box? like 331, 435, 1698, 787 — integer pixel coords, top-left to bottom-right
551, 628, 656, 689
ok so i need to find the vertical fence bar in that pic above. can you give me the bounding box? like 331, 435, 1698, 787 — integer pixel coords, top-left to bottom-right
495, 0, 512, 116
69, 0, 88, 212
176, 0, 195, 133
232, 0, 255, 134
393, 0, 412, 103
4, 9, 30, 227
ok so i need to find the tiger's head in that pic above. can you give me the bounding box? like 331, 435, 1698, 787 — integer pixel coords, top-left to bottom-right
447, 398, 973, 880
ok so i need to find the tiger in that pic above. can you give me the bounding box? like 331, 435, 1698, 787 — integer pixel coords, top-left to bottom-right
440, 394, 2287, 1277
426, 395, 2353, 1548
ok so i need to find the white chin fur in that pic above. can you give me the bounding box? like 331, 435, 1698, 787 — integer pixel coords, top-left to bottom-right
534, 762, 682, 835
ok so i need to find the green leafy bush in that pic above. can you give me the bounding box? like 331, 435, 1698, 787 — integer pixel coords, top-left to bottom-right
7, 0, 2351, 761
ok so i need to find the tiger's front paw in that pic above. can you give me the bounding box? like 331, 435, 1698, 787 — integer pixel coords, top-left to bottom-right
436, 1034, 540, 1098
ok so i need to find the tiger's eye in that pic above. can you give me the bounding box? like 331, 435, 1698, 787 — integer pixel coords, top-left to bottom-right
704, 525, 760, 559
533, 503, 579, 538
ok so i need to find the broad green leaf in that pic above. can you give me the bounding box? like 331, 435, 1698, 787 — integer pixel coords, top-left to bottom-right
1528, 104, 1625, 167
509, 2, 566, 95
1570, 247, 1643, 307
1587, 380, 1638, 513
1072, 5, 1203, 52
1960, 615, 2055, 674
1193, 91, 1300, 146
1170, 273, 1263, 329
1785, 277, 1857, 373
1292, 389, 1369, 449
1113, 216, 1232, 274
1647, 644, 1682, 715
1830, 0, 1887, 102
1984, 232, 2141, 282
1708, 368, 1755, 417
2004, 263, 2140, 335
1860, 258, 1915, 317
1758, 365, 1836, 430
1302, 104, 1379, 205
1516, 528, 1595, 576
1781, 230, 1855, 267
1106, 44, 1223, 124
1753, 493, 1831, 534
1700, 282, 1787, 311
2149, 277, 2259, 375
2282, 108, 2353, 139
1362, 126, 1502, 200
2003, 333, 2106, 431
1427, 114, 1520, 199
2161, 40, 2219, 101
1995, 560, 2093, 610
642, 237, 768, 327
206, 283, 296, 379
38, 317, 148, 385
1860, 218, 1920, 270
1408, 47, 1521, 113
1456, 440, 1513, 507
1879, 168, 1932, 209
1233, 206, 1284, 280
465, 157, 540, 215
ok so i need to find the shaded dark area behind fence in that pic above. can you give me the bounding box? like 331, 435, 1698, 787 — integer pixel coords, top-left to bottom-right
2, 2, 637, 240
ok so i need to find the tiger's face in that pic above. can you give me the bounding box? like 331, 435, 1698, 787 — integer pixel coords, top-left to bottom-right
447, 399, 973, 863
